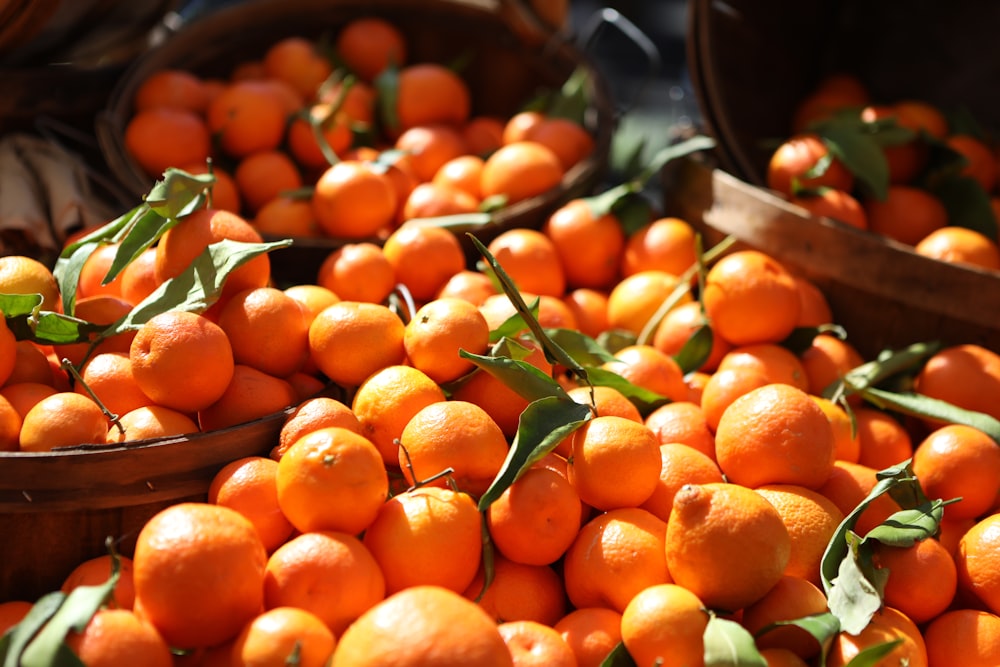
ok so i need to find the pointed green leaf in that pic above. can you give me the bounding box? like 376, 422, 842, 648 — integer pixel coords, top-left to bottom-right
53, 239, 98, 317
673, 323, 714, 374
374, 64, 401, 135
1, 293, 43, 324
544, 328, 618, 366
826, 535, 883, 636
2, 592, 65, 667
859, 387, 1000, 443
486, 299, 539, 343
478, 396, 591, 509
546, 66, 592, 124
928, 174, 999, 241
595, 329, 637, 356
584, 366, 671, 417
820, 124, 889, 201
144, 168, 214, 219
613, 193, 655, 236
703, 615, 767, 666
632, 135, 717, 190
460, 349, 567, 404
103, 206, 182, 286
862, 500, 946, 547
758, 611, 840, 649
841, 341, 940, 395
599, 642, 636, 667
402, 213, 494, 232
842, 639, 904, 667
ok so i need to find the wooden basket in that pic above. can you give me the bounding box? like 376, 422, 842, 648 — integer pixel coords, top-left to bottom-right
95, 0, 616, 284
0, 407, 294, 603
687, 0, 1000, 186
663, 156, 1000, 361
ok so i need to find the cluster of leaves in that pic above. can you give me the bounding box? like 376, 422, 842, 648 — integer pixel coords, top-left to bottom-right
805, 108, 998, 241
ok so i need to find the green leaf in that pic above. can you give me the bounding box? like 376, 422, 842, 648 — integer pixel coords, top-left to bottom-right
859, 387, 1000, 443
862, 500, 946, 547
820, 124, 889, 201
487, 298, 540, 343
543, 328, 619, 367
632, 135, 717, 191
583, 366, 671, 417
842, 639, 904, 667
599, 642, 636, 667
927, 174, 999, 241
875, 459, 930, 510
374, 64, 401, 135
2, 592, 65, 667
478, 396, 591, 509
613, 194, 655, 236
460, 349, 568, 404
758, 612, 840, 650
703, 615, 767, 666
402, 213, 494, 232
595, 329, 637, 356
107, 238, 291, 334
53, 240, 98, 317
826, 534, 883, 636
841, 341, 941, 395
673, 323, 714, 374
546, 66, 592, 125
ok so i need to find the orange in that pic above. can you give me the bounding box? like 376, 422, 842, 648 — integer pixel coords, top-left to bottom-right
753, 483, 845, 584
129, 310, 234, 413
394, 123, 469, 183
450, 338, 553, 439
912, 424, 1000, 520
0, 255, 60, 312
699, 365, 771, 433
436, 269, 498, 306
498, 620, 577, 667
233, 149, 304, 214
702, 249, 801, 346
874, 537, 957, 624
605, 269, 690, 336
826, 606, 928, 667
642, 400, 716, 458
651, 299, 731, 372
119, 246, 162, 306
275, 426, 388, 535
566, 415, 661, 510
798, 333, 864, 399
253, 195, 320, 238
75, 351, 154, 419
817, 459, 903, 536
462, 115, 505, 157
914, 343, 1000, 423
924, 608, 1000, 667
716, 342, 810, 392
463, 555, 567, 626
858, 104, 927, 185
486, 465, 583, 566
0, 600, 32, 635
124, 107, 211, 177
329, 585, 512, 667
393, 63, 471, 132
53, 294, 136, 368
153, 207, 271, 303
742, 575, 829, 659
714, 383, 836, 490
107, 404, 199, 444
398, 399, 509, 496
264, 530, 385, 636
946, 134, 997, 192
217, 286, 310, 378
432, 154, 485, 199
956, 513, 1000, 615
61, 553, 136, 611
286, 102, 353, 170
561, 287, 609, 339
262, 35, 332, 99
64, 608, 173, 667
76, 242, 126, 299
541, 198, 624, 290
316, 242, 394, 305
766, 132, 855, 197
914, 226, 1000, 270
563, 507, 670, 612
401, 181, 480, 220
565, 383, 642, 426
133, 68, 208, 113
485, 227, 566, 298
231, 606, 336, 667
403, 297, 490, 384
759, 648, 811, 667
19, 391, 108, 451
6, 339, 53, 387
307, 300, 406, 387
382, 222, 467, 302
351, 364, 446, 465
283, 284, 340, 323
208, 456, 294, 553
553, 607, 622, 667
287, 370, 326, 401
480, 141, 564, 205
502, 110, 545, 145
619, 583, 708, 667
792, 274, 834, 327
205, 80, 288, 158
865, 185, 948, 246
0, 394, 22, 451
133, 502, 267, 649
790, 73, 869, 133
640, 442, 724, 522
894, 99, 949, 139
622, 216, 699, 278
853, 406, 913, 470
1, 381, 56, 419
335, 16, 407, 82
665, 482, 791, 611
523, 116, 594, 172
311, 160, 398, 239
790, 187, 868, 230
363, 485, 482, 595
600, 343, 688, 403
194, 366, 304, 432
274, 396, 360, 460
478, 291, 578, 332
811, 395, 861, 463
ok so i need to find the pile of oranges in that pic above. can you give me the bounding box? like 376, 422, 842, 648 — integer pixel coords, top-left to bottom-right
765, 72, 1000, 273
3, 161, 1000, 665
119, 14, 598, 244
